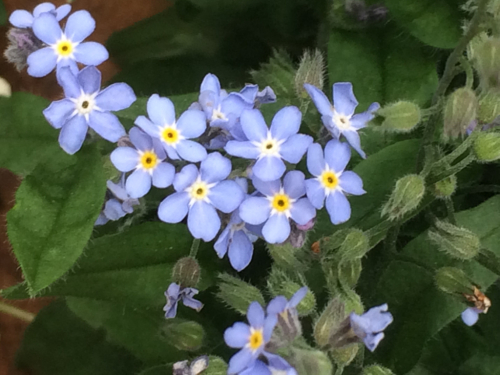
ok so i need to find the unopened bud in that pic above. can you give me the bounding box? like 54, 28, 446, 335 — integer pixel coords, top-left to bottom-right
443, 88, 478, 139
267, 242, 308, 271
320, 229, 350, 257
429, 221, 480, 260
473, 132, 500, 162
331, 344, 360, 367
376, 101, 421, 132
338, 229, 369, 261
204, 356, 227, 375
381, 175, 425, 220
288, 220, 314, 248
251, 50, 296, 98
161, 319, 205, 351
4, 27, 44, 71
435, 267, 474, 295
472, 37, 500, 88
362, 365, 395, 375
172, 257, 201, 288
295, 49, 325, 100
433, 175, 457, 199
478, 90, 500, 124
289, 347, 333, 375
338, 258, 363, 289
216, 273, 265, 315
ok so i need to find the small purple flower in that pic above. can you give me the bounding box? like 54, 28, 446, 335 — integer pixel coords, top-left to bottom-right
164, 282, 203, 319
135, 94, 207, 162
239, 84, 277, 107
110, 127, 175, 198
461, 307, 482, 326
239, 171, 316, 244
305, 140, 365, 225
225, 107, 313, 181
43, 66, 136, 154
224, 302, 278, 374
349, 303, 393, 352
304, 82, 379, 158
9, 2, 71, 28
158, 152, 244, 242
95, 175, 140, 226
27, 11, 109, 77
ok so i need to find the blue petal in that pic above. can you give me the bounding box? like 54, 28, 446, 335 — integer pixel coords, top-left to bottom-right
270, 106, 301, 140
43, 99, 74, 129
126, 169, 152, 198
33, 3, 56, 17
461, 307, 480, 326
280, 134, 312, 164
307, 143, 325, 177
57, 66, 80, 98
267, 296, 287, 315
32, 13, 61, 44
326, 190, 351, 224
74, 42, 109, 66
147, 94, 175, 126
134, 116, 159, 138
224, 322, 250, 348
77, 65, 101, 94
290, 198, 316, 225
364, 332, 385, 352
239, 197, 271, 225
339, 171, 365, 195
253, 156, 286, 182
283, 171, 306, 199
177, 110, 206, 138
199, 90, 218, 117
58, 115, 88, 154
88, 111, 126, 142
333, 82, 358, 117
200, 73, 221, 95
176, 140, 207, 162
103, 199, 126, 221
221, 93, 250, 117
240, 360, 271, 375
55, 4, 72, 20
240, 109, 268, 141
110, 147, 139, 172
188, 201, 221, 241
27, 47, 57, 77
56, 59, 78, 77
153, 138, 166, 159
351, 110, 375, 129
263, 314, 278, 342
96, 83, 136, 111
173, 164, 199, 192
164, 144, 179, 160
228, 231, 253, 271
304, 83, 332, 117
323, 115, 340, 138
305, 179, 325, 209
324, 139, 351, 173
107, 179, 129, 201
182, 294, 203, 311
158, 192, 190, 223
262, 214, 290, 244
214, 226, 231, 258
64, 10, 95, 43
343, 130, 366, 159
225, 141, 259, 159
252, 176, 280, 197
247, 301, 265, 328
152, 162, 175, 188
209, 180, 245, 213
95, 213, 109, 226
9, 10, 34, 28
228, 349, 254, 375
129, 127, 152, 151
234, 177, 248, 194
239, 84, 258, 103
256, 86, 277, 105
289, 287, 308, 308
200, 152, 231, 183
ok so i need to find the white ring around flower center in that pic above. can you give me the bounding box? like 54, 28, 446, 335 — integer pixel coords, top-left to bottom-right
254, 131, 284, 158
211, 106, 227, 121
318, 167, 342, 196
185, 176, 216, 207
332, 110, 354, 131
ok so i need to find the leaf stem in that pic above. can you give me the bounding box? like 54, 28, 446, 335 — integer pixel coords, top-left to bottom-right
189, 238, 200, 258
444, 198, 457, 225
0, 301, 35, 322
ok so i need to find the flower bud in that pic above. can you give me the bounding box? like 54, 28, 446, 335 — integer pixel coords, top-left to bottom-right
161, 319, 205, 351
338, 229, 369, 261
172, 257, 201, 288
473, 132, 500, 162
435, 267, 474, 295
216, 273, 265, 315
471, 37, 500, 88
267, 242, 308, 271
204, 356, 227, 375
376, 101, 421, 133
478, 90, 500, 124
295, 49, 325, 100
287, 220, 314, 248
362, 365, 395, 375
432, 175, 457, 199
4, 27, 44, 71
251, 50, 296, 98
268, 269, 316, 316
0, 77, 11, 98
338, 258, 363, 289
428, 221, 480, 260
331, 345, 360, 367
320, 229, 350, 257
288, 347, 333, 375
443, 88, 478, 139
381, 175, 425, 221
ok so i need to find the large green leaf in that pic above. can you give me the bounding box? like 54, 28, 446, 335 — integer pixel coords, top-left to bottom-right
7, 145, 106, 293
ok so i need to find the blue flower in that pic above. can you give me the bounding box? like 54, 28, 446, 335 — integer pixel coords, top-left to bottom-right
239, 353, 297, 375
305, 140, 365, 224
95, 175, 140, 226
158, 152, 245, 242
9, 2, 71, 28
304, 82, 379, 158
43, 66, 135, 154
135, 94, 208, 162
267, 287, 308, 316
225, 107, 313, 181
110, 127, 175, 198
27, 11, 108, 77
349, 303, 393, 352
461, 307, 482, 326
239, 171, 316, 244
164, 282, 203, 319
239, 84, 277, 107
224, 301, 278, 374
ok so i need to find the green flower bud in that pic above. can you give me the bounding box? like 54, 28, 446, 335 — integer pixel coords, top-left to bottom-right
216, 273, 265, 315
172, 257, 201, 288
428, 221, 480, 260
331, 344, 360, 367
267, 242, 308, 271
161, 319, 204, 351
338, 229, 369, 261
320, 229, 350, 257
478, 90, 500, 124
295, 49, 325, 100
432, 175, 457, 199
338, 258, 363, 289
251, 50, 296, 98
473, 132, 500, 162
362, 365, 396, 375
435, 267, 474, 295
381, 174, 426, 221
471, 37, 500, 88
204, 356, 228, 375
443, 88, 478, 139
376, 101, 421, 132
288, 347, 333, 375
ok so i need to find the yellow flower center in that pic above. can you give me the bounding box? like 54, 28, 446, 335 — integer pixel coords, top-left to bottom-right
161, 127, 179, 145
140, 151, 158, 170
248, 329, 264, 351
189, 181, 209, 201
272, 193, 290, 212
321, 171, 339, 189
56, 40, 73, 57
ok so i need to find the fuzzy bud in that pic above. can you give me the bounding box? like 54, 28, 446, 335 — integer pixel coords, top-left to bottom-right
443, 88, 478, 139
362, 365, 396, 375
376, 101, 421, 133
216, 273, 265, 315
295, 49, 325, 100
172, 257, 201, 288
432, 175, 457, 199
381, 175, 425, 220
435, 267, 474, 295
267, 242, 308, 271
473, 132, 500, 162
268, 269, 316, 316
331, 345, 360, 367
251, 50, 296, 98
428, 221, 480, 260
338, 229, 369, 261
338, 258, 363, 289
478, 90, 500, 124
289, 347, 333, 375
471, 37, 500, 88
287, 220, 314, 248
4, 27, 44, 71
204, 356, 227, 375
161, 319, 205, 351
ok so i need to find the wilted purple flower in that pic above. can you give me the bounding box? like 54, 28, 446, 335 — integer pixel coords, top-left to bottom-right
349, 304, 393, 352
9, 2, 71, 28
95, 175, 140, 226
239, 84, 277, 106
164, 282, 203, 319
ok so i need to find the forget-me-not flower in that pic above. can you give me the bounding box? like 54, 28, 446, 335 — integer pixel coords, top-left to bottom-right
305, 140, 365, 224
239, 84, 277, 107
111, 127, 175, 198
461, 307, 482, 326
349, 303, 393, 352
95, 175, 140, 226
135, 94, 207, 162
225, 107, 313, 181
224, 301, 278, 374
27, 11, 108, 77
304, 82, 379, 158
267, 287, 308, 316
158, 152, 244, 242
239, 353, 297, 375
164, 282, 203, 319
43, 66, 135, 154
9, 2, 71, 28
239, 171, 316, 244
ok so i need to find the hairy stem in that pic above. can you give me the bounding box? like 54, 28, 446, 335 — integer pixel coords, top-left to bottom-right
0, 301, 35, 322
189, 238, 200, 258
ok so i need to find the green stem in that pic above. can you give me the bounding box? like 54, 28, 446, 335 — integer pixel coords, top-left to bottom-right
189, 238, 200, 258
429, 153, 476, 183
0, 301, 35, 322
459, 56, 475, 89
384, 225, 400, 254
476, 248, 500, 275
440, 132, 477, 166
445, 198, 457, 225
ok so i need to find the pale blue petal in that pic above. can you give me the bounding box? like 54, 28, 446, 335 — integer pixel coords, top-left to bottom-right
253, 156, 285, 181
364, 333, 385, 352
74, 42, 109, 66
200, 73, 221, 95
152, 162, 175, 188
234, 177, 248, 194
221, 93, 250, 116
241, 109, 268, 141
262, 214, 290, 244
256, 86, 276, 105
173, 164, 199, 191
209, 180, 244, 213
153, 138, 166, 159
239, 197, 271, 225
32, 13, 61, 44
27, 47, 57, 77
323, 115, 340, 138
343, 130, 366, 159
107, 180, 128, 201
64, 10, 95, 43
252, 176, 280, 197
43, 99, 75, 129
57, 66, 80, 98
280, 134, 313, 164
182, 294, 203, 311
56, 59, 78, 77
147, 94, 175, 126
289, 287, 308, 307
326, 190, 351, 224
158, 192, 190, 223
9, 10, 34, 28
247, 302, 265, 328
324, 139, 351, 173
96, 83, 136, 111
95, 213, 109, 226
110, 147, 139, 172
333, 82, 358, 117
304, 83, 332, 117
176, 140, 207, 162
462, 307, 480, 326
88, 111, 126, 142
307, 143, 325, 177
199, 90, 217, 117
177, 110, 206, 138
305, 179, 325, 209
126, 169, 152, 198
58, 115, 87, 154
33, 3, 56, 17
283, 171, 306, 199
290, 198, 316, 225
200, 152, 231, 183
103, 199, 126, 221
77, 65, 101, 94
339, 171, 365, 195
240, 361, 270, 375
55, 4, 72, 20
135, 116, 159, 139
263, 314, 278, 341
229, 121, 247, 141
228, 349, 253, 375
239, 84, 258, 103
214, 226, 231, 258
225, 141, 259, 159
188, 201, 220, 241
228, 231, 253, 271
270, 106, 301, 140
165, 144, 179, 160
267, 297, 287, 315
128, 127, 152, 151
351, 110, 375, 129
224, 322, 250, 348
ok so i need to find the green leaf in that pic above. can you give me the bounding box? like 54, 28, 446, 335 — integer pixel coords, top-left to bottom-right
0, 0, 6, 25
16, 300, 141, 375
0, 93, 64, 175
459, 355, 500, 375
7, 145, 106, 293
